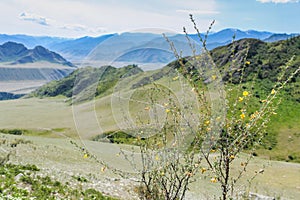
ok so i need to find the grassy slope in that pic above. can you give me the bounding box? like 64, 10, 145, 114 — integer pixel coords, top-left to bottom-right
2, 37, 300, 163
1, 77, 299, 164
30, 64, 143, 103
0, 164, 116, 200
0, 134, 135, 199
1, 133, 300, 199
257, 99, 300, 162
210, 36, 300, 162
0, 97, 77, 138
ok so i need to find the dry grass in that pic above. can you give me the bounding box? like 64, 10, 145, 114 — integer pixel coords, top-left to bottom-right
0, 91, 299, 199
1, 133, 300, 199
0, 98, 77, 138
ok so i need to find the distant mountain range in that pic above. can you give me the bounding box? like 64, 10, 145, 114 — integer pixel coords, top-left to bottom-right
1, 29, 298, 66
0, 34, 69, 49
0, 29, 299, 97
0, 42, 74, 67
0, 42, 76, 94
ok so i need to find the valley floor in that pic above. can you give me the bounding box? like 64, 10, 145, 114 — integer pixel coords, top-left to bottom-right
1, 98, 300, 199
1, 133, 300, 199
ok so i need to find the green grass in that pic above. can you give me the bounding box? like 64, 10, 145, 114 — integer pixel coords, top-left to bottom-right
93, 130, 137, 145
256, 99, 300, 162
1, 79, 299, 165
30, 65, 143, 104
1, 133, 300, 199
0, 163, 117, 200
0, 128, 52, 136
0, 98, 78, 138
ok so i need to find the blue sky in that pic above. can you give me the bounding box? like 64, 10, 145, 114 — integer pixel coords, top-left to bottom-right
0, 0, 299, 38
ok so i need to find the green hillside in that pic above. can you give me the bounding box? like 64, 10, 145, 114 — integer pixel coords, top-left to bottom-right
211, 36, 299, 97
28, 36, 300, 162
31, 36, 300, 101
210, 36, 300, 162
30, 64, 143, 103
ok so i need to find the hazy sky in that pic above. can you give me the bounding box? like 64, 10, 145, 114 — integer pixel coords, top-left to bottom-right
1, 0, 299, 38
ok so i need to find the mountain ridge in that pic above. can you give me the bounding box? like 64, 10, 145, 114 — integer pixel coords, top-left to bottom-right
0, 41, 75, 67
0, 42, 76, 95
1, 29, 298, 65
30, 64, 143, 103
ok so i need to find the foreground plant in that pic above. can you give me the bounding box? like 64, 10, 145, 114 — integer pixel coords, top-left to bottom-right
132, 15, 300, 200
71, 15, 300, 200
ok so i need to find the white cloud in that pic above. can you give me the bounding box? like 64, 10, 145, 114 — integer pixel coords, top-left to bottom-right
18, 9, 107, 36
257, 0, 299, 3
62, 24, 87, 32
61, 24, 107, 34
19, 12, 53, 26
2, 0, 218, 37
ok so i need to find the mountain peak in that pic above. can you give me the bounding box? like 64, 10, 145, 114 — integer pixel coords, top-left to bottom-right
32, 45, 51, 55
0, 42, 27, 57
33, 45, 48, 51
0, 41, 75, 67
2, 41, 27, 49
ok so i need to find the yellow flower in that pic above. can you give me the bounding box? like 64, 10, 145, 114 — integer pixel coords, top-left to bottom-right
83, 154, 88, 158
201, 167, 207, 174
271, 89, 276, 95
155, 155, 160, 161
211, 75, 217, 80
144, 106, 150, 111
245, 61, 250, 65
243, 91, 249, 97
210, 149, 216, 153
165, 109, 170, 113
239, 97, 244, 102
230, 155, 235, 159
240, 113, 245, 120
161, 172, 165, 176
172, 76, 179, 81
210, 177, 218, 183
205, 120, 210, 125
